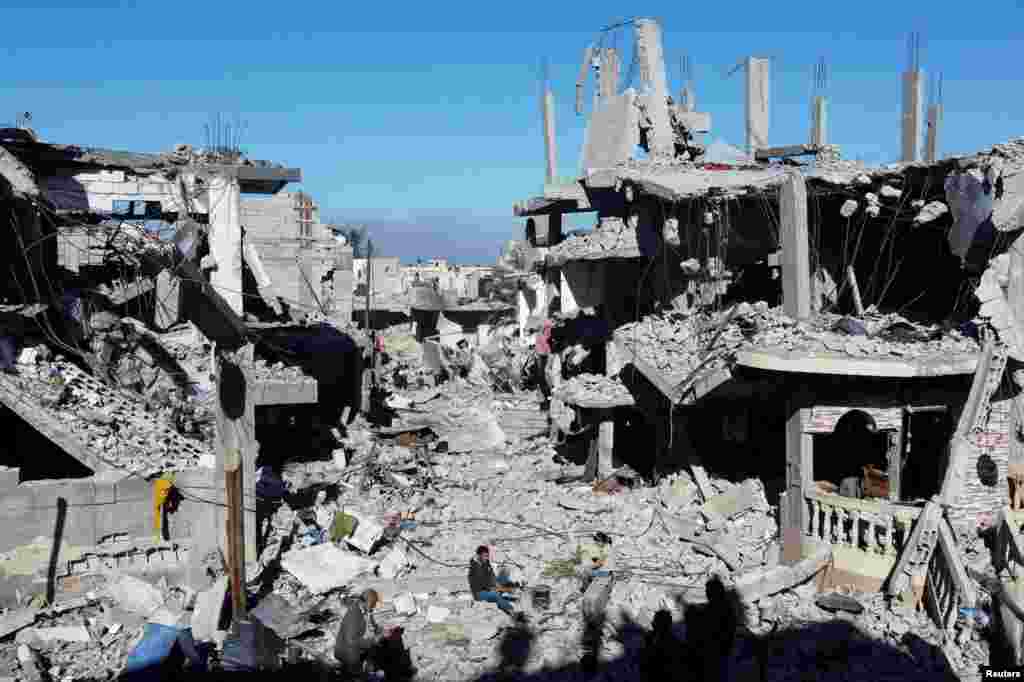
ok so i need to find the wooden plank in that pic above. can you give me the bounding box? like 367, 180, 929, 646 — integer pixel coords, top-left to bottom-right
780, 172, 811, 320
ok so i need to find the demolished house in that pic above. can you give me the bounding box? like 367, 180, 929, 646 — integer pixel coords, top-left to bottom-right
513, 15, 1024, 657
0, 128, 365, 614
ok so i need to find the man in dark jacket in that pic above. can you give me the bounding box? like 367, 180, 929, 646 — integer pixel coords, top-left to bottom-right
334, 589, 382, 675
468, 546, 515, 615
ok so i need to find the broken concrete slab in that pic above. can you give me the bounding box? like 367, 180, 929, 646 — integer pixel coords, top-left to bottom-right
281, 543, 378, 595
377, 546, 408, 580
701, 479, 767, 520
581, 90, 640, 172
191, 577, 228, 643
105, 574, 164, 617
733, 540, 832, 603
0, 608, 37, 640
426, 605, 450, 623
18, 626, 91, 644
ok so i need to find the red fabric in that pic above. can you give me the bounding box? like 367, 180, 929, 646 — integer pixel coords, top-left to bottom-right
535, 321, 553, 355
374, 335, 385, 353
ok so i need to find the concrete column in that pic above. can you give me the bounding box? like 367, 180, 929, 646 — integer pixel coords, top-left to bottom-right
208, 175, 244, 316
783, 395, 813, 565
746, 57, 770, 155
811, 95, 827, 147
634, 18, 674, 160
925, 103, 942, 163
543, 88, 558, 184
598, 48, 619, 101
517, 290, 530, 346
901, 70, 923, 163
780, 172, 811, 320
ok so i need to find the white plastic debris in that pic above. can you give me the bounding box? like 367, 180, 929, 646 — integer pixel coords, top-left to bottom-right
16, 348, 38, 365
426, 606, 450, 623
840, 199, 858, 218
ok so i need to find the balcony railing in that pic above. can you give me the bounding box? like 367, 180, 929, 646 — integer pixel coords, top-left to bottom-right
805, 490, 923, 557
925, 519, 976, 635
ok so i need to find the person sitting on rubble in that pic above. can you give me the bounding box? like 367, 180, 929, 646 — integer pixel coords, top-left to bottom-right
469, 545, 518, 616
334, 589, 384, 676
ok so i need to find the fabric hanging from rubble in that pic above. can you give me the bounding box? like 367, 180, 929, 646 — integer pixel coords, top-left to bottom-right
152, 477, 176, 539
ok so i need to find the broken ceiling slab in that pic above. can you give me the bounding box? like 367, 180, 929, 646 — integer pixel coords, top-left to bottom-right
733, 539, 832, 603
584, 165, 789, 202
754, 144, 821, 162
546, 217, 641, 267
735, 348, 979, 378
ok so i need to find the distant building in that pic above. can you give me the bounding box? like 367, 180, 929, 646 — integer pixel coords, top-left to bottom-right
353, 256, 402, 298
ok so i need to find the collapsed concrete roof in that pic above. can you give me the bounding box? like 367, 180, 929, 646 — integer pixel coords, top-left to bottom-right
614, 305, 981, 405
0, 129, 302, 195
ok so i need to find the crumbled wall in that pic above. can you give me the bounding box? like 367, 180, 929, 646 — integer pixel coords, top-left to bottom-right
0, 466, 233, 605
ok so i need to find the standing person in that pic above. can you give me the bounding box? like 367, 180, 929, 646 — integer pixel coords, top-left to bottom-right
468, 546, 517, 616
640, 610, 685, 681
685, 576, 737, 682
535, 319, 554, 409
334, 589, 383, 676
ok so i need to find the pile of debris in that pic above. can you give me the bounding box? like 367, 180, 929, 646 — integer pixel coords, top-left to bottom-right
616, 302, 980, 383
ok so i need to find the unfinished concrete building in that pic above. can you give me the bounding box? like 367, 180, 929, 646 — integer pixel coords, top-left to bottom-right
513, 16, 1024, 630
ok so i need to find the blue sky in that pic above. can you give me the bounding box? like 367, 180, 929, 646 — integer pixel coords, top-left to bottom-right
2, 1, 1022, 264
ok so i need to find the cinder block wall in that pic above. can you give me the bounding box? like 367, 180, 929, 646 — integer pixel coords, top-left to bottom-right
0, 465, 251, 606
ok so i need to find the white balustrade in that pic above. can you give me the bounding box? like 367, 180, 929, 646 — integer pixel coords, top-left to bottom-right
805, 490, 921, 557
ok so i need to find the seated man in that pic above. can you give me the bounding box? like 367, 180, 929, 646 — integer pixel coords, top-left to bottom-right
333, 589, 383, 676
468, 545, 517, 615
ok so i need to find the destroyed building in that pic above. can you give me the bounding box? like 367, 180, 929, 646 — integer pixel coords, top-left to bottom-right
513, 14, 1024, 638
0, 128, 362, 610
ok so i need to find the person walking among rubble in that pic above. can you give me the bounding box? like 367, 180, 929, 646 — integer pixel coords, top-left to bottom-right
535, 319, 554, 409
334, 589, 384, 676
469, 545, 517, 616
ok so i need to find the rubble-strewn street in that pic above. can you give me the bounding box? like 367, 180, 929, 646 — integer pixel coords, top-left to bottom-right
1, 8, 1024, 682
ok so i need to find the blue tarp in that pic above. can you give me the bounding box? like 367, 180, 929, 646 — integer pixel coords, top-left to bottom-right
124, 624, 207, 680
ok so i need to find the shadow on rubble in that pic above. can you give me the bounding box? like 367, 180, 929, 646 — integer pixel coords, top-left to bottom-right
470, 579, 960, 682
